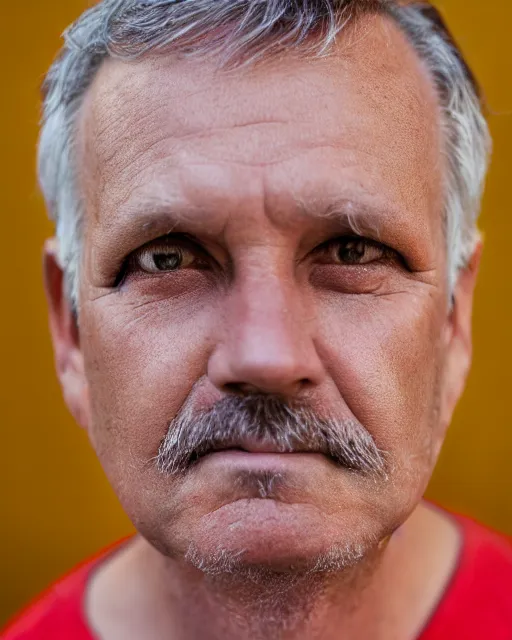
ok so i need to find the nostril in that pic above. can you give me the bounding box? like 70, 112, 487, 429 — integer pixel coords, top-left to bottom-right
224, 382, 261, 396
223, 379, 312, 397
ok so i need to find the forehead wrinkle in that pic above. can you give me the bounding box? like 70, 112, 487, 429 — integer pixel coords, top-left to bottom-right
78, 13, 443, 270
83, 17, 440, 172
86, 57, 289, 174
80, 63, 192, 218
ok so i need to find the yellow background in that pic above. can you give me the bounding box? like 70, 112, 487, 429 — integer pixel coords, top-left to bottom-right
1, 0, 511, 626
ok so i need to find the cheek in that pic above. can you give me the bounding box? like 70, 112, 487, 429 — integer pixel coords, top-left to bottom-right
318, 292, 445, 489
80, 294, 215, 472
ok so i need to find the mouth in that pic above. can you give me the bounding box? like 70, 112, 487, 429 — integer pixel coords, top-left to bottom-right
187, 448, 335, 486
191, 438, 328, 463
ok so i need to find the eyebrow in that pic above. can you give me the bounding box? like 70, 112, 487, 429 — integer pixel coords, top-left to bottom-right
295, 196, 386, 241
114, 193, 392, 244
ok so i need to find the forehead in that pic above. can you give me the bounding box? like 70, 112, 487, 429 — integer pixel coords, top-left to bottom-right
78, 14, 443, 243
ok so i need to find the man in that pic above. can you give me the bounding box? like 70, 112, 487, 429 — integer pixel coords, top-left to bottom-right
3, 0, 512, 638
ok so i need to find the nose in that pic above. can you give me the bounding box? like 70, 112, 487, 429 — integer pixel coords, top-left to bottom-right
207, 272, 325, 398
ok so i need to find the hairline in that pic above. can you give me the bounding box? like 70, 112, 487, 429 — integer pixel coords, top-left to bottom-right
38, 0, 491, 311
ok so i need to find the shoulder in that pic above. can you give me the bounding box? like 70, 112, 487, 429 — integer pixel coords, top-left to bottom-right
1, 540, 129, 640
422, 511, 512, 639
1, 564, 94, 640
454, 513, 512, 598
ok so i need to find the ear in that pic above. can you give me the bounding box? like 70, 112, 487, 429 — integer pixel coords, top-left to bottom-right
43, 238, 90, 429
437, 242, 482, 437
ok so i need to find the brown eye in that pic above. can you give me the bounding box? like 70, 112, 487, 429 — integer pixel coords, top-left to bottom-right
133, 243, 196, 274
328, 237, 387, 265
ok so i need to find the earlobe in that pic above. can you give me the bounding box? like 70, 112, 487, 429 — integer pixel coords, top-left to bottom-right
43, 239, 89, 429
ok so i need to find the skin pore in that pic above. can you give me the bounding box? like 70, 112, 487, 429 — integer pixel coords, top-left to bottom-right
44, 12, 480, 640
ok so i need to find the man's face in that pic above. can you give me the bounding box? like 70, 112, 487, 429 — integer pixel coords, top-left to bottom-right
46, 15, 477, 570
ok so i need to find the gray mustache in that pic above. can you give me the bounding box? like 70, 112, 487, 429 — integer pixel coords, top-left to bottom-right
155, 394, 386, 477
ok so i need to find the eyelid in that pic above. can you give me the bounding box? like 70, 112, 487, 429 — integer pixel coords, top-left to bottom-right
132, 236, 195, 259
313, 235, 406, 267
115, 233, 212, 286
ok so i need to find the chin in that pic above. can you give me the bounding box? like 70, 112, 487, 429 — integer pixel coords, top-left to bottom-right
181, 497, 377, 576
124, 452, 411, 577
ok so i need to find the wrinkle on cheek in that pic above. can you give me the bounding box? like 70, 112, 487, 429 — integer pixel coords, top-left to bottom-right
81, 297, 210, 476
81, 290, 214, 404
118, 289, 210, 316
86, 299, 210, 360
318, 288, 444, 461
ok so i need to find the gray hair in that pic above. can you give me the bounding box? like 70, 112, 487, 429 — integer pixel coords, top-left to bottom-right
38, 0, 491, 309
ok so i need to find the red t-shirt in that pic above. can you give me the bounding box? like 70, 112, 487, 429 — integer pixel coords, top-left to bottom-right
3, 514, 512, 639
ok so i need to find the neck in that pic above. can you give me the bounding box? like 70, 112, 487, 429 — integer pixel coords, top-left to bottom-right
86, 502, 461, 640
152, 547, 381, 640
